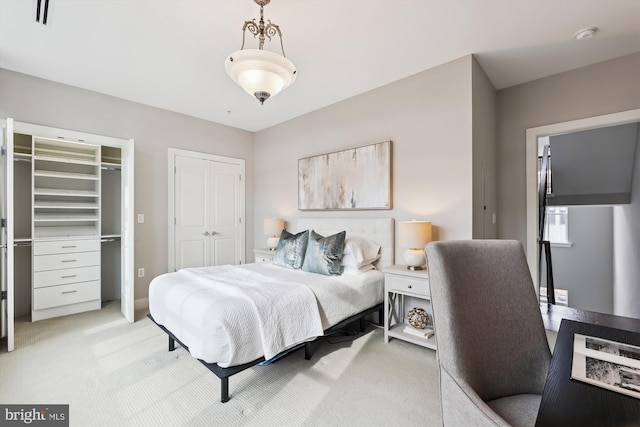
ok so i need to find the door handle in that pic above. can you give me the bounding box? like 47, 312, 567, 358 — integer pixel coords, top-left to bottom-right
210, 231, 218, 236
203, 231, 210, 236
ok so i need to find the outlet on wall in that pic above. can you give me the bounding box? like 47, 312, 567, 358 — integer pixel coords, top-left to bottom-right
138, 268, 145, 278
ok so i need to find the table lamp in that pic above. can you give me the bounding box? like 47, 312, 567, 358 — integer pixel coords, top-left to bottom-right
264, 218, 285, 250
398, 220, 432, 270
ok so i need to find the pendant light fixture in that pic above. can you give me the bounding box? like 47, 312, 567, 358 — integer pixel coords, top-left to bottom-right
225, 0, 297, 105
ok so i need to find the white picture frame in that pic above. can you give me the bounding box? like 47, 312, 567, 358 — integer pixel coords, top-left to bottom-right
571, 333, 640, 400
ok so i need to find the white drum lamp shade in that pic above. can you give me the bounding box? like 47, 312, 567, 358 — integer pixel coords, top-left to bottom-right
264, 218, 285, 250
398, 220, 432, 270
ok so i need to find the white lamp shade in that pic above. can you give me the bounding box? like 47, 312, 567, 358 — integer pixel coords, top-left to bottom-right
225, 49, 297, 101
264, 218, 285, 237
398, 221, 432, 249
264, 218, 284, 250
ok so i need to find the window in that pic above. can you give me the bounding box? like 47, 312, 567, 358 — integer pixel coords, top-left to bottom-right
544, 206, 570, 245
539, 287, 569, 306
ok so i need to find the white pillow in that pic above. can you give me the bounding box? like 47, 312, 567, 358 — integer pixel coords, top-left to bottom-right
342, 236, 381, 268
342, 264, 377, 275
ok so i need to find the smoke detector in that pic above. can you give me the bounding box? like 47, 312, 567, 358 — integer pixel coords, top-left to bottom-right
574, 27, 598, 40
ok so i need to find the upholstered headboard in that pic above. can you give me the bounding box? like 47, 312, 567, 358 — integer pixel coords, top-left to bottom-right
294, 217, 395, 269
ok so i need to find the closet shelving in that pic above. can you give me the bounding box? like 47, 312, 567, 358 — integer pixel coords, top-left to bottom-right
32, 137, 101, 239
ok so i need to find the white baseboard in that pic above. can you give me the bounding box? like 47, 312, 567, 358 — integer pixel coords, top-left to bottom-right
135, 297, 149, 311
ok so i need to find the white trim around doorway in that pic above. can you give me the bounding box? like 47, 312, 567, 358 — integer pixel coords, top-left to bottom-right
525, 108, 640, 290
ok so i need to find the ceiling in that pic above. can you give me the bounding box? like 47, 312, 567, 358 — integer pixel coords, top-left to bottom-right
1, 1, 639, 132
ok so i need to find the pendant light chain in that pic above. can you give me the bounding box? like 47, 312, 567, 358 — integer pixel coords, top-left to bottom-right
239, 1, 287, 57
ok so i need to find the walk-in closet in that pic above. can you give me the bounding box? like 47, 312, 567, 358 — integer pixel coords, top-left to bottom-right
1, 119, 134, 351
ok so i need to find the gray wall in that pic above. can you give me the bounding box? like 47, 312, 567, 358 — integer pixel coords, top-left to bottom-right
0, 68, 255, 302
548, 123, 638, 206
1, 54, 498, 308
497, 53, 640, 248
472, 57, 498, 238
3, 51, 638, 308
497, 53, 640, 319
613, 127, 640, 318
542, 206, 614, 314
252, 55, 496, 257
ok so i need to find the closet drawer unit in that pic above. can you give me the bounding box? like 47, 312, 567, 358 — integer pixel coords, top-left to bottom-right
33, 239, 101, 256
33, 281, 100, 310
33, 266, 101, 289
33, 251, 100, 272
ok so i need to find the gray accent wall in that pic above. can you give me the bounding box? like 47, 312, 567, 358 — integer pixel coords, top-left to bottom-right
497, 53, 640, 247
542, 122, 639, 318
613, 127, 640, 318
541, 206, 614, 314
472, 57, 498, 239
0, 69, 255, 302
548, 123, 638, 206
497, 52, 640, 319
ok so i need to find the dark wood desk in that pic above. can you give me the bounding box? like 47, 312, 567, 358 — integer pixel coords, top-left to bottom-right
540, 303, 640, 333
535, 319, 640, 427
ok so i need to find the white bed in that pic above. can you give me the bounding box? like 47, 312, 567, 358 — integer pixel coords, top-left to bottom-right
149, 262, 384, 366
148, 217, 394, 402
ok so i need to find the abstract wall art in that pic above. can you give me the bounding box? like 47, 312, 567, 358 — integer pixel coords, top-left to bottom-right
298, 141, 392, 210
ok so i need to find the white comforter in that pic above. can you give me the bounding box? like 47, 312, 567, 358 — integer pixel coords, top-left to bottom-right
148, 263, 383, 367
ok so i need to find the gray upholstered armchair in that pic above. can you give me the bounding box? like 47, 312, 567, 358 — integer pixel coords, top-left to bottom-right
426, 240, 551, 427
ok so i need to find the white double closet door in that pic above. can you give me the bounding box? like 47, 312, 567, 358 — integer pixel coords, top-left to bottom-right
170, 148, 245, 271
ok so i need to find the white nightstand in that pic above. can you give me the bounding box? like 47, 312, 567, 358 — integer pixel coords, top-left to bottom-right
253, 248, 275, 263
383, 265, 436, 350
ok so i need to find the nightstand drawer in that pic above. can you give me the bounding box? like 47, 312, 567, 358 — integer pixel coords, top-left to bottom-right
253, 249, 274, 263
386, 273, 429, 296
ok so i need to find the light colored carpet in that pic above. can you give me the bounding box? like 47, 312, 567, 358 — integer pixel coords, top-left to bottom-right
0, 301, 442, 426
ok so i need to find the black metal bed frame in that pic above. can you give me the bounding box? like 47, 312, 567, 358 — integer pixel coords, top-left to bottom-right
148, 303, 383, 403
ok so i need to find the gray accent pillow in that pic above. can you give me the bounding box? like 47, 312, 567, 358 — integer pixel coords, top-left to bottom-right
273, 229, 310, 269
302, 230, 347, 276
